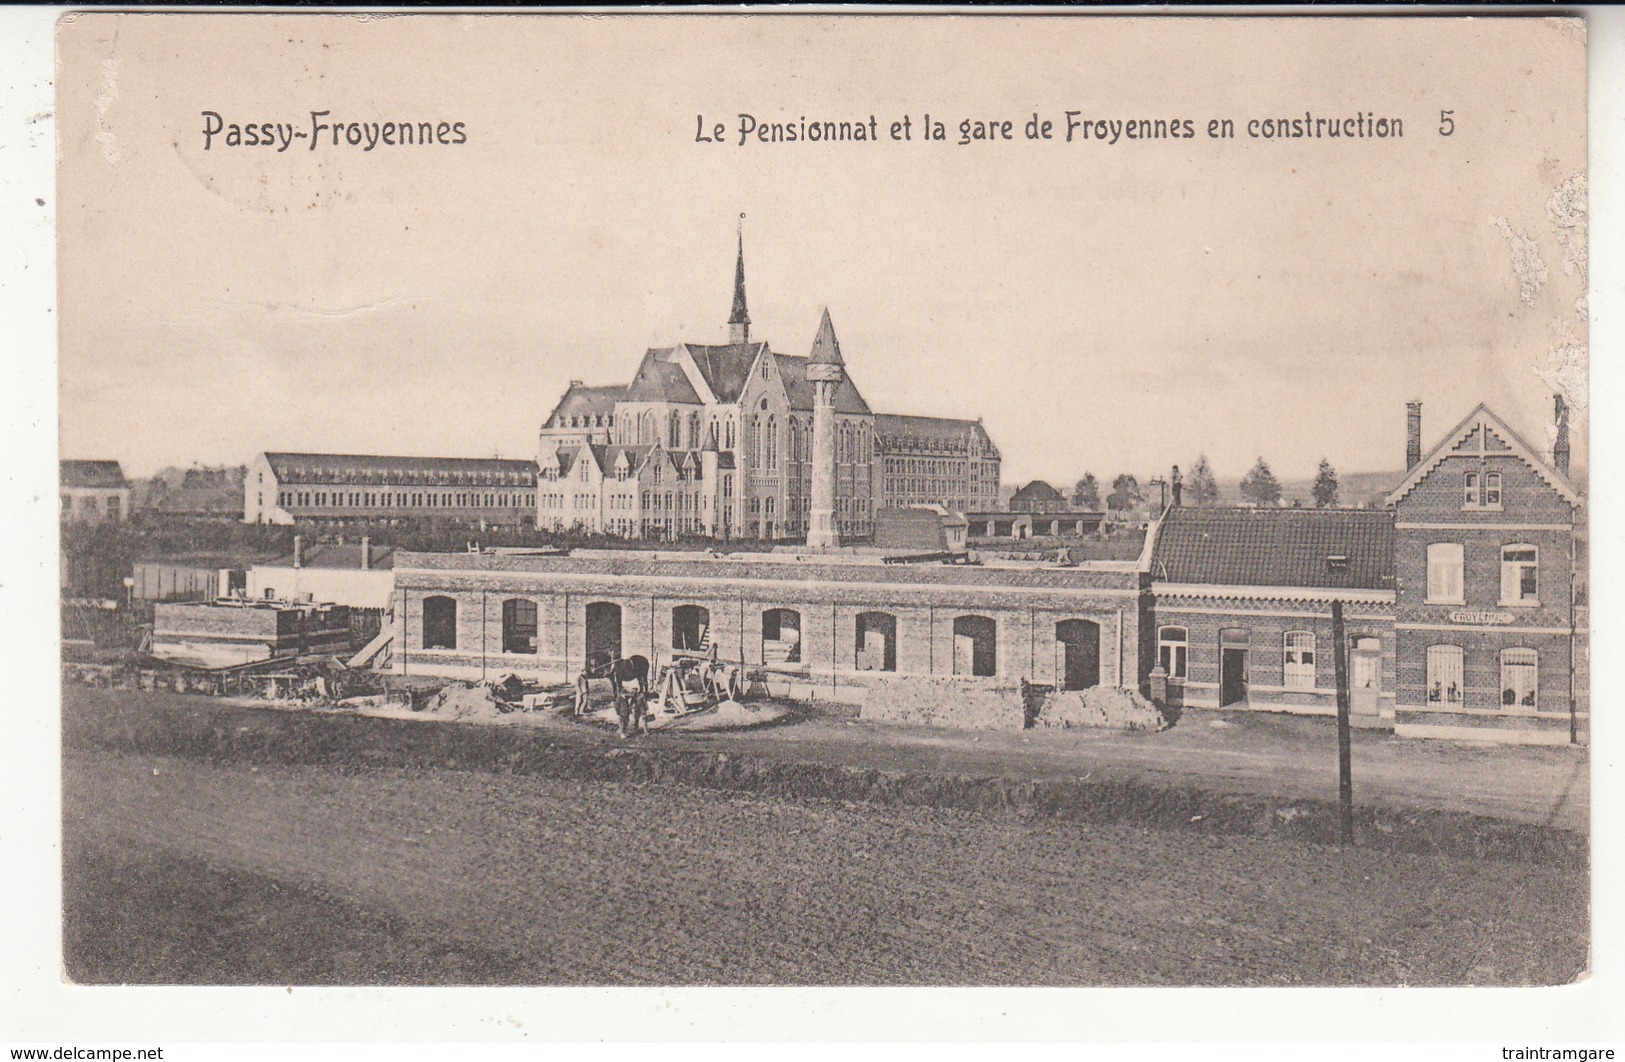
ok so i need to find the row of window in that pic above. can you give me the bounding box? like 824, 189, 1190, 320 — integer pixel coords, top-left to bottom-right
1155, 627, 1322, 689
280, 490, 533, 510
62, 494, 122, 517
1425, 644, 1540, 709
415, 599, 1103, 688
1425, 543, 1539, 606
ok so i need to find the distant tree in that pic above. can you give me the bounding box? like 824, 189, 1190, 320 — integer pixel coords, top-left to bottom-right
1312, 458, 1340, 508
1239, 457, 1282, 507
1107, 473, 1144, 512
1072, 473, 1101, 510
1188, 454, 1220, 506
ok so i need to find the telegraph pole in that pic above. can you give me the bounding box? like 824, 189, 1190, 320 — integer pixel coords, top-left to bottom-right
1331, 599, 1355, 844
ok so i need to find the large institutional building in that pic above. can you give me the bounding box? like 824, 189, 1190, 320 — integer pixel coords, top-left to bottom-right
537, 237, 1001, 541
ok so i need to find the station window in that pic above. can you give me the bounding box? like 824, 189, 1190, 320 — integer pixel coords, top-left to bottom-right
1157, 626, 1187, 680
1426, 543, 1465, 605
1500, 648, 1538, 709
1426, 644, 1464, 706
1500, 545, 1538, 605
1283, 631, 1316, 690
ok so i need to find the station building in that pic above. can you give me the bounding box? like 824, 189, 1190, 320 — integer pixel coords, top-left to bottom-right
388, 547, 1149, 700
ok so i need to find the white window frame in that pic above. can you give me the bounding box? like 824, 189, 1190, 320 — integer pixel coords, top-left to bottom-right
1157, 626, 1188, 680
1500, 648, 1538, 709
1283, 631, 1316, 690
1500, 544, 1539, 607
1426, 542, 1465, 605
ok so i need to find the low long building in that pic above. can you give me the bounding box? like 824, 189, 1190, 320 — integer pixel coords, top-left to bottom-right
244, 452, 539, 528
388, 547, 1149, 697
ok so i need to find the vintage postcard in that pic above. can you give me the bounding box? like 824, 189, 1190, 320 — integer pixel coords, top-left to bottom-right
52, 11, 1589, 1000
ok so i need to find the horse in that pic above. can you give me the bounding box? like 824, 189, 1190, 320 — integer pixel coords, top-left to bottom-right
580, 650, 651, 733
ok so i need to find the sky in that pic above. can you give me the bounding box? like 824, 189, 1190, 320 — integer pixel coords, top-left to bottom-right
56, 14, 1589, 488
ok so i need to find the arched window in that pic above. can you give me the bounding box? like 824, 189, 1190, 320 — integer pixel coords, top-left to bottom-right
687, 412, 700, 450
724, 417, 736, 451
1426, 543, 1465, 604
1501, 647, 1538, 708
766, 415, 778, 471
638, 411, 656, 446
1157, 626, 1188, 679
751, 415, 764, 470
762, 608, 801, 664
1283, 631, 1316, 689
672, 605, 711, 652
669, 411, 682, 449
1426, 644, 1464, 706
1501, 544, 1539, 605
855, 611, 897, 672
502, 598, 538, 654
422, 596, 457, 650
788, 418, 801, 465
952, 615, 997, 677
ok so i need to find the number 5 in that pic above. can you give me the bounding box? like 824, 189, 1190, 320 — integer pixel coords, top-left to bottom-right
1439, 110, 1455, 136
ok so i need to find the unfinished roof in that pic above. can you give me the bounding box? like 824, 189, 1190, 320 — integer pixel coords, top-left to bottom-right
265, 544, 396, 571
61, 460, 128, 489
264, 453, 538, 487
874, 413, 993, 454
544, 382, 625, 428
1150, 506, 1395, 590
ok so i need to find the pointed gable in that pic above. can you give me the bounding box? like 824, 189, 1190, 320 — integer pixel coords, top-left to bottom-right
682, 341, 766, 404
1386, 403, 1580, 506
624, 347, 703, 405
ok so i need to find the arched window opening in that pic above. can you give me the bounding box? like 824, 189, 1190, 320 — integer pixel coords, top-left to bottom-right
855, 611, 897, 673
502, 598, 538, 654
672, 604, 711, 653
422, 596, 457, 651
1055, 618, 1102, 690
1501, 647, 1538, 708
762, 608, 802, 665
952, 615, 997, 678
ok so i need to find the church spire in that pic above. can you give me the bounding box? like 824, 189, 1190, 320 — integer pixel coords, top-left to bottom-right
728, 215, 750, 344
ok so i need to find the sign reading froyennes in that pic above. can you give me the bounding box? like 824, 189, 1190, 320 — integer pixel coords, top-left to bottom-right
1448, 610, 1515, 626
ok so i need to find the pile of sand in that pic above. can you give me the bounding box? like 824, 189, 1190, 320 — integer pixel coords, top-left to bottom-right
425, 682, 507, 722
1032, 686, 1172, 732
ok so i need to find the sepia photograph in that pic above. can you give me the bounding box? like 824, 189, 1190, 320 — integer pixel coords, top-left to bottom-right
48, 11, 1591, 997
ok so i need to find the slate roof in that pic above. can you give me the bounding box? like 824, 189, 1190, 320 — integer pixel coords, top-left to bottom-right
543, 383, 625, 428
591, 444, 654, 473
1150, 506, 1395, 590
682, 342, 765, 404
61, 460, 129, 489
264, 453, 537, 487
874, 414, 992, 454
624, 350, 704, 405
774, 353, 872, 415
1012, 480, 1065, 504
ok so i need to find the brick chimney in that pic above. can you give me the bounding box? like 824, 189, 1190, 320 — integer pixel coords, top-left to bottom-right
1405, 401, 1423, 471
360, 535, 372, 571
1553, 393, 1571, 477
293, 534, 305, 569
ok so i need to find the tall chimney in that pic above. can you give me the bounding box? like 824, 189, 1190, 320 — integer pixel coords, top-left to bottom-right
1553, 393, 1571, 477
360, 535, 372, 571
293, 534, 305, 569
1405, 401, 1423, 471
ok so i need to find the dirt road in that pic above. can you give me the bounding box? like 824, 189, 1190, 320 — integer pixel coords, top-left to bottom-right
64, 745, 1587, 986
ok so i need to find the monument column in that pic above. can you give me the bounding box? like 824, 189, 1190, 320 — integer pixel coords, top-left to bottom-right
806, 308, 844, 549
